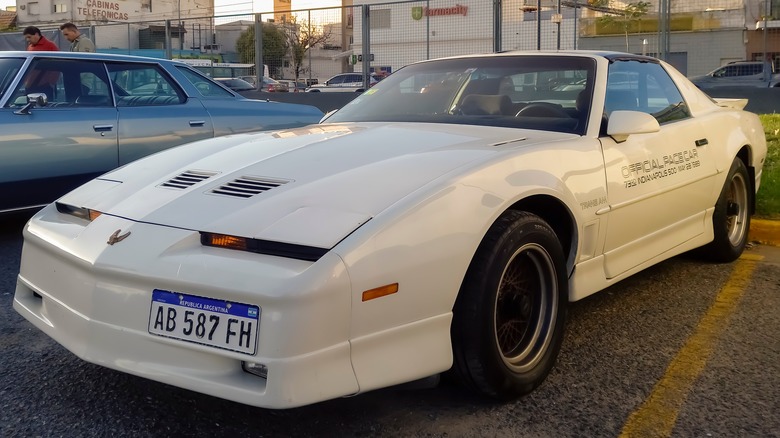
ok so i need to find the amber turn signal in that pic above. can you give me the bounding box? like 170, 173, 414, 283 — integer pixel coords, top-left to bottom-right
362, 283, 399, 302
203, 233, 248, 251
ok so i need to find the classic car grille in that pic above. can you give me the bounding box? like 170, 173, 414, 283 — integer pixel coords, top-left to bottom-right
210, 177, 289, 199
159, 170, 217, 189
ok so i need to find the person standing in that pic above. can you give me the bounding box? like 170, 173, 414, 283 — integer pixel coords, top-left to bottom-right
23, 26, 59, 51
59, 22, 95, 52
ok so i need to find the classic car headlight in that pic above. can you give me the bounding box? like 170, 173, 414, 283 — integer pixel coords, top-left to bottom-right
200, 232, 329, 262
55, 202, 102, 221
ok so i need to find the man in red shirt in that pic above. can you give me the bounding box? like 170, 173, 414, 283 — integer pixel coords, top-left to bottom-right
23, 26, 59, 51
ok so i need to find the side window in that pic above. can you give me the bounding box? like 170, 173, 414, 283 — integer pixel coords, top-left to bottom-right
0, 58, 24, 100
107, 63, 185, 106
176, 65, 234, 97
8, 58, 110, 107
606, 60, 690, 124
76, 71, 111, 106
328, 75, 344, 85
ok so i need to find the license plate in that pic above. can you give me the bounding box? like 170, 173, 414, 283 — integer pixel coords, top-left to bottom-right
148, 289, 260, 355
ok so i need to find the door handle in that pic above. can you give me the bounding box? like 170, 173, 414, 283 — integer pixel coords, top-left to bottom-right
93, 124, 113, 132
695, 138, 708, 147
189, 120, 206, 127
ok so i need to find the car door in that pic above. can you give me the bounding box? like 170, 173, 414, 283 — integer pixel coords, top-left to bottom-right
599, 60, 718, 278
0, 57, 118, 212
107, 62, 214, 165
710, 64, 765, 88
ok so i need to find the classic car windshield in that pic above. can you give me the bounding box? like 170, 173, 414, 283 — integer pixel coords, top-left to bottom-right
328, 55, 596, 135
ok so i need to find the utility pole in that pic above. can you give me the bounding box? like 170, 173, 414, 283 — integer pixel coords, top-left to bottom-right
658, 0, 670, 60
765, 0, 771, 83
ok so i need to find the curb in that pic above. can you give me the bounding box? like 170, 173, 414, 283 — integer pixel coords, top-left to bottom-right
750, 219, 780, 247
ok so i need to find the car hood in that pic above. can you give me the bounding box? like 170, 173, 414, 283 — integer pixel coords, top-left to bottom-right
60, 122, 571, 249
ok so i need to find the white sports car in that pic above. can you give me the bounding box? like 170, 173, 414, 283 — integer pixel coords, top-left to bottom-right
14, 51, 767, 409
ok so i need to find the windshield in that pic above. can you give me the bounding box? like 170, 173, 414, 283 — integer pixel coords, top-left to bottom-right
328, 55, 596, 135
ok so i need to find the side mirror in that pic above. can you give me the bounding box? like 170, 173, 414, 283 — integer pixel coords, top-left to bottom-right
29, 93, 48, 106
14, 92, 49, 115
606, 110, 660, 143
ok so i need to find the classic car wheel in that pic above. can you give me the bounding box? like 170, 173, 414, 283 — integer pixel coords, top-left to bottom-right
702, 158, 751, 262
452, 211, 567, 399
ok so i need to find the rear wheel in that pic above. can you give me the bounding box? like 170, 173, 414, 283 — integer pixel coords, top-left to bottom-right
702, 157, 751, 262
451, 211, 568, 399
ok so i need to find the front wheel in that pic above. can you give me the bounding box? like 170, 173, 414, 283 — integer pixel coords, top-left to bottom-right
451, 211, 568, 399
702, 157, 751, 262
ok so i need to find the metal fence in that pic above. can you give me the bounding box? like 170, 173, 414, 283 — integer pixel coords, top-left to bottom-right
6, 0, 779, 87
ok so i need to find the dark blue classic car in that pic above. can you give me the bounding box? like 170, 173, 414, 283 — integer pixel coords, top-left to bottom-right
0, 51, 323, 213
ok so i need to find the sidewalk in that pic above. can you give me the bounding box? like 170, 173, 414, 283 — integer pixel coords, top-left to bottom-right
750, 218, 780, 247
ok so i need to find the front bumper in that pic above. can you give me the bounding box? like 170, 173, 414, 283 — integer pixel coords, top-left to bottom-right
13, 205, 359, 408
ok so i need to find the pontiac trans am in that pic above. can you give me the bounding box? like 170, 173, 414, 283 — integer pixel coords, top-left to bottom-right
13, 51, 767, 409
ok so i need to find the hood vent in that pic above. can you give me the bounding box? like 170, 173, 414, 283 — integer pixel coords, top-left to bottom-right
210, 176, 289, 199
160, 170, 217, 190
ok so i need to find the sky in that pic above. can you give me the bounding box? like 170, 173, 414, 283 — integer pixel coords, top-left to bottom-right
217, 0, 341, 15
0, 0, 341, 14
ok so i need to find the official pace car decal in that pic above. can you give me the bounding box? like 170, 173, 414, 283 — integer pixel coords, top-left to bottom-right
579, 148, 702, 211
621, 148, 700, 189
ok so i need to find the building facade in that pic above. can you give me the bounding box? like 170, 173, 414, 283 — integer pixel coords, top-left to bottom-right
15, 0, 214, 51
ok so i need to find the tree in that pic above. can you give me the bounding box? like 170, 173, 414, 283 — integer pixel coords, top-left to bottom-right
235, 23, 288, 77
283, 17, 332, 82
591, 0, 651, 51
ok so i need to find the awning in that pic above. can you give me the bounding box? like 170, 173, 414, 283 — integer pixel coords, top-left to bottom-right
330, 49, 353, 60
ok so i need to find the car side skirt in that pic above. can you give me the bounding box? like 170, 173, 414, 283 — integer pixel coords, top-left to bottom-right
569, 208, 715, 302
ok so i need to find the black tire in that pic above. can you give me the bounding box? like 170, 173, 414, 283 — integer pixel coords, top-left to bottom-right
701, 158, 752, 262
451, 211, 568, 400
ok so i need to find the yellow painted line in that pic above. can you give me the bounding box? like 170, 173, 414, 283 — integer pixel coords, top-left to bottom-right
619, 253, 764, 438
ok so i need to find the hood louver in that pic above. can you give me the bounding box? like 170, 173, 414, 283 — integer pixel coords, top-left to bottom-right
159, 170, 217, 189
210, 176, 289, 199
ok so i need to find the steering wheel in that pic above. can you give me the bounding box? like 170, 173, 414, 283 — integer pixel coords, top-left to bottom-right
516, 102, 571, 118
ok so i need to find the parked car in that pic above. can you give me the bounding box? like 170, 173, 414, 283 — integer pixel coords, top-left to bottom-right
0, 51, 323, 213
214, 77, 255, 91
306, 72, 379, 92
258, 76, 289, 92
278, 79, 307, 92
237, 75, 257, 87
689, 60, 780, 88
14, 51, 766, 409
235, 76, 289, 92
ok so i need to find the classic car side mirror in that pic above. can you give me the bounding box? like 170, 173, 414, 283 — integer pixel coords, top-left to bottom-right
14, 93, 49, 115
606, 110, 660, 143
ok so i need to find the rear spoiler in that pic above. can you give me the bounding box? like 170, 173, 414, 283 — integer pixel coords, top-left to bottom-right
713, 98, 748, 110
